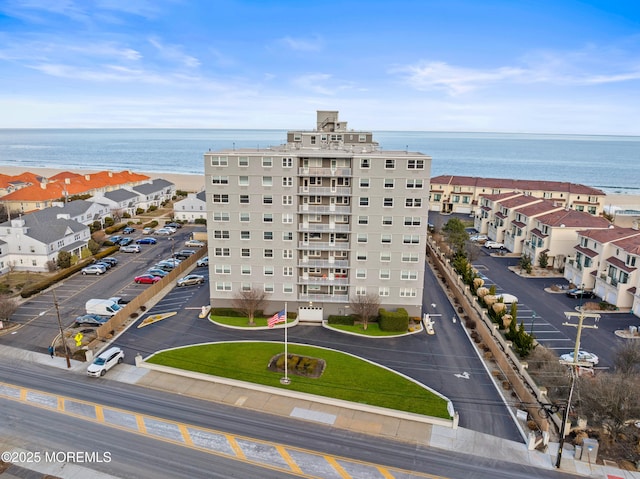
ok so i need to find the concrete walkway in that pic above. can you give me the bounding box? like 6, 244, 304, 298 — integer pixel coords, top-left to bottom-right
1, 344, 639, 478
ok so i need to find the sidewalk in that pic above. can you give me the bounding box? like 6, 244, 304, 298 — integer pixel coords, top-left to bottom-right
2, 345, 640, 478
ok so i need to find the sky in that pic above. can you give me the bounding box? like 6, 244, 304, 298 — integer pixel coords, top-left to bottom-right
1, 0, 640, 134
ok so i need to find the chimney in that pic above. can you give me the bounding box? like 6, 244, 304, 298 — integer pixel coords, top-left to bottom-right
65, 178, 70, 184
85, 174, 90, 181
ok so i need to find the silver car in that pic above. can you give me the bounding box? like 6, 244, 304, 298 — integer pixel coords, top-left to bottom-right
177, 274, 206, 287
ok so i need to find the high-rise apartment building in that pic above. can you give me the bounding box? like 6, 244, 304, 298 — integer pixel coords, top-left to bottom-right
203, 111, 431, 320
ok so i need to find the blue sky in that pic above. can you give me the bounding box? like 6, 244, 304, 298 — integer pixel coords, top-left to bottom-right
1, 0, 639, 133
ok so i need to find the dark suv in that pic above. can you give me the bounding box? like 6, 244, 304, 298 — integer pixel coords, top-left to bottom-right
173, 249, 196, 260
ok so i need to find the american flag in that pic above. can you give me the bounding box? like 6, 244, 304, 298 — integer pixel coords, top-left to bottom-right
268, 309, 286, 328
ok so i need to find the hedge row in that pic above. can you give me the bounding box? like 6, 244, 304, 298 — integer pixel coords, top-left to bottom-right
378, 307, 409, 331
327, 315, 355, 325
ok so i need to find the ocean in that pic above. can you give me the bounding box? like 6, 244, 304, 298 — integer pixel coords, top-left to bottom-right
0, 129, 638, 194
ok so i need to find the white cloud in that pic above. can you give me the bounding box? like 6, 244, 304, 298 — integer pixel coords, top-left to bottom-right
278, 35, 323, 52
148, 37, 200, 68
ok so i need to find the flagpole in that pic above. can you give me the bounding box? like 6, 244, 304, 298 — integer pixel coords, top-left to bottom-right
281, 302, 290, 384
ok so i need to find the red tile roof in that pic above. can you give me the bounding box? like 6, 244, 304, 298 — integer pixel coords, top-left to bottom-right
578, 227, 640, 244
536, 209, 612, 228
430, 175, 605, 195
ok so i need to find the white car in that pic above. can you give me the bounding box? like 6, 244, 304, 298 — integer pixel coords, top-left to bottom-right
185, 239, 205, 248
560, 350, 599, 366
81, 264, 106, 275
196, 256, 209, 267
87, 347, 124, 377
470, 234, 488, 243
484, 241, 505, 250
155, 228, 173, 235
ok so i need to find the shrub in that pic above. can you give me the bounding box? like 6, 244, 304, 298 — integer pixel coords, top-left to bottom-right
194, 218, 207, 225
378, 308, 409, 331
327, 315, 355, 325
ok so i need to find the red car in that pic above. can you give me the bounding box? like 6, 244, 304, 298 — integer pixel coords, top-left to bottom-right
134, 274, 161, 284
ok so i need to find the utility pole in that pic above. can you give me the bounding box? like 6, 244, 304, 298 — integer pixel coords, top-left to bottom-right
52, 290, 71, 369
555, 308, 600, 469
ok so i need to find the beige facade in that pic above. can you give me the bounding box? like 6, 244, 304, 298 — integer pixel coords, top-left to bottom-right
430, 175, 606, 216
203, 111, 431, 319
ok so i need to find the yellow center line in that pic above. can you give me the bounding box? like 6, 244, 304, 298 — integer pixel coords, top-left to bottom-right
276, 445, 303, 475
96, 405, 105, 423
226, 434, 246, 460
57, 396, 64, 411
325, 456, 351, 478
20, 388, 27, 400
178, 424, 193, 447
136, 414, 147, 434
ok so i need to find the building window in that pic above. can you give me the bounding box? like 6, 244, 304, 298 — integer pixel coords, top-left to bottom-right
264, 284, 275, 293
403, 235, 420, 244
283, 283, 294, 293
238, 156, 249, 167
406, 179, 423, 189
264, 266, 274, 276
356, 286, 367, 295
214, 247, 230, 257
241, 283, 252, 291
212, 176, 229, 185
400, 288, 417, 297
359, 197, 369, 207
384, 159, 395, 169
240, 195, 250, 204
212, 194, 229, 203
210, 156, 228, 166
401, 270, 418, 280
383, 197, 393, 207
356, 269, 367, 279
214, 230, 230, 239
384, 178, 394, 188
240, 212, 250, 222
264, 231, 273, 240
283, 249, 293, 259
282, 232, 293, 241
263, 195, 273, 205
356, 251, 367, 261
379, 287, 390, 297
283, 266, 293, 276
282, 177, 293, 187
262, 176, 273, 187
213, 212, 230, 222
241, 248, 250, 257
215, 282, 232, 291
404, 216, 421, 226
215, 264, 231, 274
282, 213, 293, 224
241, 265, 251, 275
379, 269, 390, 280
263, 213, 273, 223
358, 215, 368, 225
359, 178, 370, 188
360, 158, 370, 169
380, 252, 391, 262
262, 157, 272, 167
282, 157, 293, 168
264, 249, 274, 258
282, 195, 293, 205
401, 253, 419, 262
382, 216, 393, 226
238, 176, 249, 186
405, 198, 422, 208
357, 233, 368, 243
381, 234, 392, 244
241, 231, 250, 240
407, 159, 424, 169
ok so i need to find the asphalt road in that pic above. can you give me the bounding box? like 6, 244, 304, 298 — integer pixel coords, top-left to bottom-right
0, 362, 576, 479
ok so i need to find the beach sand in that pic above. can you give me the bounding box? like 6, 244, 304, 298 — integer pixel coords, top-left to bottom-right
1, 165, 639, 209
0, 165, 205, 193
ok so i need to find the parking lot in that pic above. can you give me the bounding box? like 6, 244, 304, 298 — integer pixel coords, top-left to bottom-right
4, 225, 206, 353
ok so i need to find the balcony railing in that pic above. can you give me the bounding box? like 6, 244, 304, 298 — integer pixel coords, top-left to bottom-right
298, 223, 351, 233
299, 293, 349, 303
298, 205, 351, 215
298, 186, 351, 196
299, 276, 350, 286
298, 241, 351, 251
298, 258, 349, 268
298, 167, 352, 176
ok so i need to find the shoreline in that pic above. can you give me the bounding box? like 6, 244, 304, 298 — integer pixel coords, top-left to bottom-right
1, 165, 639, 208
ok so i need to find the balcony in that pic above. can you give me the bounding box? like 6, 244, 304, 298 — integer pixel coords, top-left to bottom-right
298, 241, 351, 251
298, 205, 351, 215
298, 258, 349, 268
298, 186, 351, 196
299, 293, 349, 303
298, 167, 352, 177
299, 275, 350, 286
298, 223, 351, 233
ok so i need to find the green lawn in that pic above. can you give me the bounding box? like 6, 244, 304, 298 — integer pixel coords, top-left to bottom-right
210, 315, 294, 328
326, 322, 421, 337
147, 342, 451, 419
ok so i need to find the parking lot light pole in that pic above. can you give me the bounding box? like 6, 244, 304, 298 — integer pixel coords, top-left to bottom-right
52, 290, 71, 369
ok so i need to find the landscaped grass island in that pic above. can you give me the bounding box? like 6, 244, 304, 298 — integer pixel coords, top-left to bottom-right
146, 341, 452, 419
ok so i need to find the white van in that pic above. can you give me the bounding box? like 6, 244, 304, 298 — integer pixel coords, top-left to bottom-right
87, 347, 124, 377
85, 299, 122, 316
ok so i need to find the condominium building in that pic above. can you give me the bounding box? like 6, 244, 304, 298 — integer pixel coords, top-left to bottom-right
203, 111, 431, 320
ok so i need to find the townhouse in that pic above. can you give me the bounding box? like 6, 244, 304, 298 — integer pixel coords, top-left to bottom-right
173, 191, 206, 222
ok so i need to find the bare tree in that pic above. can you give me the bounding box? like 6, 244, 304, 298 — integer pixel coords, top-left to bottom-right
232, 289, 267, 326
349, 293, 380, 330
613, 340, 640, 376
0, 296, 19, 322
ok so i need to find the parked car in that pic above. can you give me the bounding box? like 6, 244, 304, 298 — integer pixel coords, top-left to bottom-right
173, 249, 196, 259
196, 256, 208, 267
177, 274, 206, 287
87, 347, 124, 377
185, 239, 205, 248
136, 237, 157, 245
470, 234, 488, 243
166, 222, 182, 229
122, 226, 136, 234
155, 228, 173, 236
154, 261, 177, 271
146, 268, 169, 277
484, 241, 505, 250
101, 257, 118, 267
118, 237, 133, 246
108, 235, 123, 244
142, 227, 155, 235
74, 314, 109, 326
93, 261, 112, 270
560, 350, 599, 365
81, 264, 106, 275
134, 274, 162, 284
120, 244, 141, 253
565, 288, 596, 299
163, 226, 177, 233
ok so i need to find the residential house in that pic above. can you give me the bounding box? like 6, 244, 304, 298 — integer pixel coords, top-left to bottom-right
173, 192, 206, 222
0, 239, 8, 275
522, 209, 611, 267
594, 234, 640, 310
475, 192, 523, 235
132, 178, 176, 211
46, 200, 112, 228
87, 189, 141, 218
503, 199, 565, 254
0, 172, 42, 198
430, 175, 605, 216
0, 210, 91, 273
